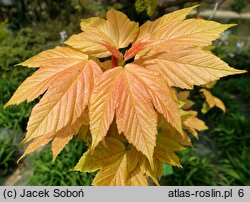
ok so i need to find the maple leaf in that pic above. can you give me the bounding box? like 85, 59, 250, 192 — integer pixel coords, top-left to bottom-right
5, 46, 88, 105
5, 46, 102, 146
92, 148, 137, 186
51, 112, 88, 160
139, 155, 162, 186
202, 81, 217, 89
133, 7, 246, 89
137, 6, 198, 42
89, 64, 181, 165
77, 109, 90, 143
176, 91, 208, 138
127, 165, 148, 186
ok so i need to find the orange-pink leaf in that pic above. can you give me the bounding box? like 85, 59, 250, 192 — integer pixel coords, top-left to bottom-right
89, 67, 122, 149
51, 113, 87, 160
5, 47, 89, 107
65, 9, 139, 58
115, 66, 158, 166
137, 46, 246, 89
127, 64, 183, 135
22, 60, 102, 144
124, 34, 151, 61
90, 64, 182, 165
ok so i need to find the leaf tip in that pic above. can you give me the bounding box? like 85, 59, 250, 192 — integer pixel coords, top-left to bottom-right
227, 23, 237, 28
190, 4, 200, 9
20, 137, 29, 145
3, 102, 10, 109
17, 155, 24, 164
14, 62, 23, 67
3, 98, 16, 109
52, 155, 57, 162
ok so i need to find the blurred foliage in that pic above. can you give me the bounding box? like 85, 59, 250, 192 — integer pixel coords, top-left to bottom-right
216, 77, 250, 99
231, 0, 250, 13
224, 51, 250, 71
0, 20, 8, 43
162, 147, 250, 185
27, 137, 94, 186
208, 109, 250, 151
1, 0, 250, 29
162, 149, 227, 185
0, 0, 139, 29
0, 25, 61, 131
0, 138, 19, 177
1, 28, 48, 76
0, 17, 82, 131
218, 150, 250, 185
0, 0, 84, 29
135, 0, 158, 16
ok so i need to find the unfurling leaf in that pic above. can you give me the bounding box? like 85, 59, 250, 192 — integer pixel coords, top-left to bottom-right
201, 89, 226, 113
66, 9, 139, 58
182, 110, 208, 138
176, 91, 194, 110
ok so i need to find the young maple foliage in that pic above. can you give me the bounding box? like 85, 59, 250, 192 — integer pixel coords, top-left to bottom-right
5, 6, 246, 185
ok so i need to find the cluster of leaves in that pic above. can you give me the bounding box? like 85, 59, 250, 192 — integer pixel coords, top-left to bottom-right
5, 7, 246, 185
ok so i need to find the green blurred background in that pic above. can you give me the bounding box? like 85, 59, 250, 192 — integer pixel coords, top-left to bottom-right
0, 0, 250, 186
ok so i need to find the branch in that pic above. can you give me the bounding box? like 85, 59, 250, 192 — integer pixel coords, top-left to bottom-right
208, 0, 227, 20
209, 1, 219, 19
